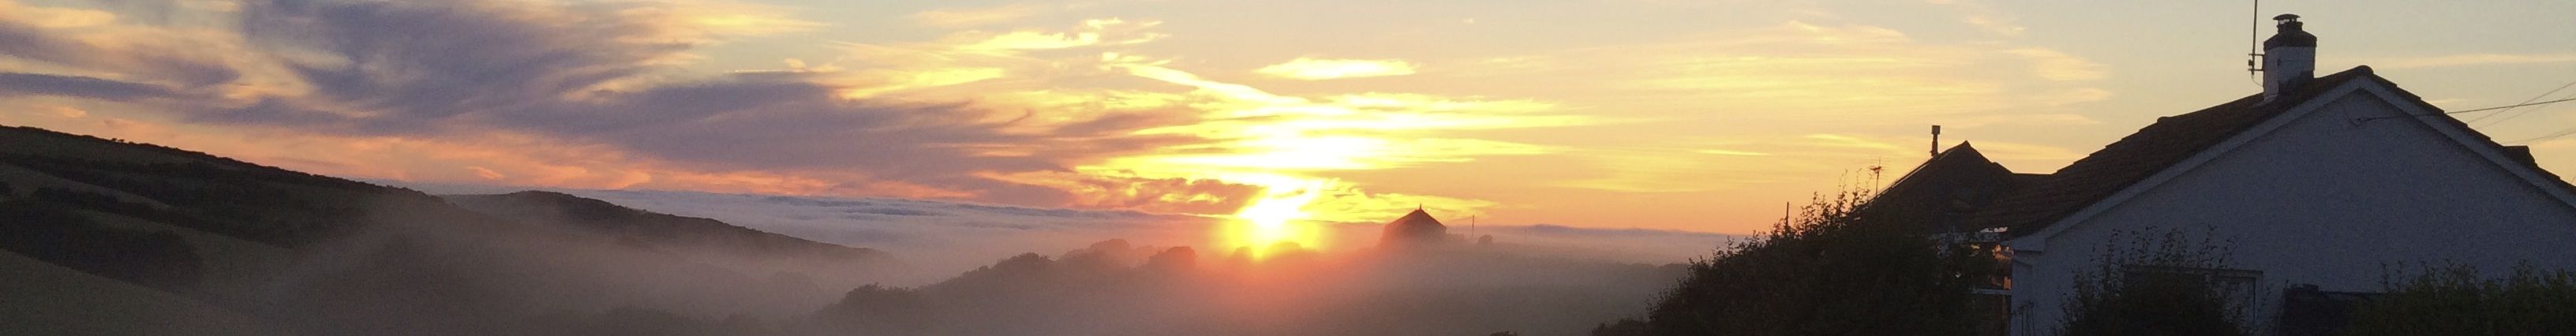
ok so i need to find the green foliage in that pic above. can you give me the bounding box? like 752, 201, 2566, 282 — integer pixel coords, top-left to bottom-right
2057, 229, 2250, 336
2344, 263, 2576, 335
1630, 189, 1998, 336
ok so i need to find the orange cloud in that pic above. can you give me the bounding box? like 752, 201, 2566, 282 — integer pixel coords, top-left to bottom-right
0, 1, 116, 28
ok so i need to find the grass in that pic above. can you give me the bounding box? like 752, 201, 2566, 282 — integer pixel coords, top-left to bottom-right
76, 209, 298, 303
0, 251, 280, 336
0, 164, 172, 207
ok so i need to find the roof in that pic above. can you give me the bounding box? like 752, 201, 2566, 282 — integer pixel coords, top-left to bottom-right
1380, 208, 1447, 246
1860, 142, 2031, 233
1972, 66, 2576, 235
1386, 208, 1444, 230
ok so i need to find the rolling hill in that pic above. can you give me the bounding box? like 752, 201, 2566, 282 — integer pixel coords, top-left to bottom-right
0, 124, 900, 335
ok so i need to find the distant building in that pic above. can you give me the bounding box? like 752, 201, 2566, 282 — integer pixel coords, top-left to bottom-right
1380, 207, 1451, 248
1861, 142, 2046, 235
1877, 15, 2576, 335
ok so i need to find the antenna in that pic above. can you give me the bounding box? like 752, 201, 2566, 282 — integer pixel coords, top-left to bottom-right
2245, 0, 2263, 85
1870, 159, 1884, 189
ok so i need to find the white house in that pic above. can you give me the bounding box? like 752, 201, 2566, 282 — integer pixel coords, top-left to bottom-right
1927, 15, 2576, 335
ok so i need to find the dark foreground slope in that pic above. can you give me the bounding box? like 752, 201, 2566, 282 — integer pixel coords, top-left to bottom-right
0, 125, 900, 335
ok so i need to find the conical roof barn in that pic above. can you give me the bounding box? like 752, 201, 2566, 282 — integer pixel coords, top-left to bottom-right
1380, 208, 1448, 248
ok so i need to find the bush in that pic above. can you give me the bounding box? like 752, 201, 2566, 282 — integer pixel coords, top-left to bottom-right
2344, 263, 2576, 335
818, 284, 936, 334
1588, 319, 1651, 336
1625, 190, 1997, 336
2057, 230, 2251, 336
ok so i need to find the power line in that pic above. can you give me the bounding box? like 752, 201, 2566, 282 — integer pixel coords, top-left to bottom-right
2510, 128, 2576, 144
2469, 79, 2576, 126
2445, 96, 2576, 115
2354, 96, 2576, 124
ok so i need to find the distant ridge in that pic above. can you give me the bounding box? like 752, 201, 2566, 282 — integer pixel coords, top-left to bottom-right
445, 191, 895, 264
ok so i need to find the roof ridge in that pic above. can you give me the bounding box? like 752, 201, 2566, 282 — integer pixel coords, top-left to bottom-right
1973, 66, 2383, 234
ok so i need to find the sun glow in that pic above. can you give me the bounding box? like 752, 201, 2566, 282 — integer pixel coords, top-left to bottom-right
1219, 174, 1331, 259
1053, 61, 1567, 259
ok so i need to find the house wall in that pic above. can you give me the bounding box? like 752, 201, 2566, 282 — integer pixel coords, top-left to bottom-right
2007, 90, 2576, 335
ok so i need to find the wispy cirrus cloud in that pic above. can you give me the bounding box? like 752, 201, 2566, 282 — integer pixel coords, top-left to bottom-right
0, 0, 116, 28
0, 73, 180, 99
829, 18, 1166, 99
0, 0, 1188, 205
909, 3, 1050, 28
1255, 58, 1418, 80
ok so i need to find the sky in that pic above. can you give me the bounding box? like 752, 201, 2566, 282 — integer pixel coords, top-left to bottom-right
2, 0, 2572, 245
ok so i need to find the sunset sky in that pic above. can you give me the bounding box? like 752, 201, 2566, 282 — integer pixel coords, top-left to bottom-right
3, 0, 2572, 237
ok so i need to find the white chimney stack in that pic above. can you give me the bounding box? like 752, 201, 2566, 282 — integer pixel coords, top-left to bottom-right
2261, 13, 2317, 103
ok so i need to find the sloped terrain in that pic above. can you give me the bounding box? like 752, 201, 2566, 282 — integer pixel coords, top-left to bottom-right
445, 191, 894, 265
0, 124, 901, 335
0, 250, 280, 336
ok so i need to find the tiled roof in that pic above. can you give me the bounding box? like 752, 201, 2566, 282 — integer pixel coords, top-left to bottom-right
1860, 142, 2027, 233
1971, 66, 2576, 235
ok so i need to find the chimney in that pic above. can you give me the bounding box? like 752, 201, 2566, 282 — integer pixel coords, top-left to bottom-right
2261, 13, 2317, 103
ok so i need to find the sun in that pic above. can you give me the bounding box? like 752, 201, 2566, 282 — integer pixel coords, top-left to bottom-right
1220, 175, 1330, 259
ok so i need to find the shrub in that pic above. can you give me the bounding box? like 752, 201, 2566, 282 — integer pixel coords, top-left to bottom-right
2057, 229, 2252, 336
1626, 189, 1997, 336
818, 284, 936, 334
1589, 319, 1651, 336
2344, 263, 2576, 335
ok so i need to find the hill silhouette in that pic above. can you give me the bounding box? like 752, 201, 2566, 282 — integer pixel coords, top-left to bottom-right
0, 124, 903, 335
445, 191, 897, 266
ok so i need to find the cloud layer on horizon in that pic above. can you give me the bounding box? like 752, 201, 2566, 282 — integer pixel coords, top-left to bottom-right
462, 188, 1738, 285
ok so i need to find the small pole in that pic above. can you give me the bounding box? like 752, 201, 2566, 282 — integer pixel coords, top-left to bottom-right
1930, 125, 1944, 157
